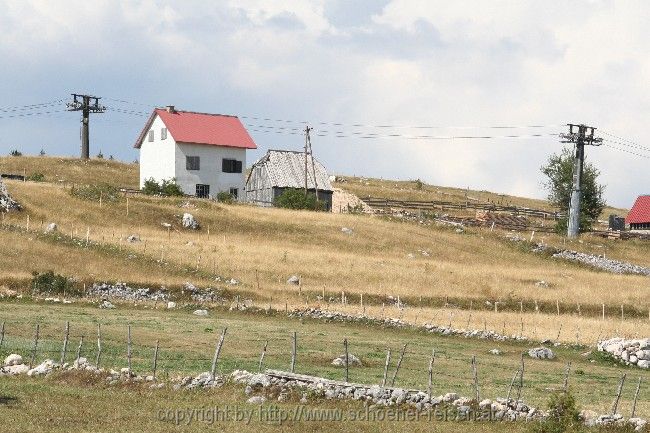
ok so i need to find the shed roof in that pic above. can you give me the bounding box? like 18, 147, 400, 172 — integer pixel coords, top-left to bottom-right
250, 150, 333, 191
626, 195, 650, 224
134, 108, 257, 150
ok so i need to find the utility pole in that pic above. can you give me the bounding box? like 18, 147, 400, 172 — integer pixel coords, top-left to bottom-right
559, 124, 602, 238
304, 126, 312, 197
67, 94, 106, 159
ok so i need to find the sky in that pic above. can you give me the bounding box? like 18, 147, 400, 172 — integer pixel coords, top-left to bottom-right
1, 0, 649, 208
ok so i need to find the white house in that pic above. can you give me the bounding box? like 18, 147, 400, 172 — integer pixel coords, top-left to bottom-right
134, 106, 257, 199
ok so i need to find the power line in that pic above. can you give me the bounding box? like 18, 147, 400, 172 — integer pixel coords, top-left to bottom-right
0, 99, 65, 113
0, 109, 70, 120
602, 143, 650, 159
600, 136, 650, 154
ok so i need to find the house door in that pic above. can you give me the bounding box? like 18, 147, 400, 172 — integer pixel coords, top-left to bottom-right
196, 184, 210, 198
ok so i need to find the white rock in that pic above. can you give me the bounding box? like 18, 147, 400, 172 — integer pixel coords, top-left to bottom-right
490, 349, 502, 355
247, 396, 266, 404
167, 301, 177, 309
44, 223, 58, 233
193, 309, 208, 316
287, 275, 300, 285
99, 300, 116, 309
5, 364, 29, 375
528, 347, 555, 360
182, 213, 199, 230
4, 353, 23, 366
341, 227, 354, 235
28, 359, 55, 376
331, 354, 362, 367
638, 360, 650, 369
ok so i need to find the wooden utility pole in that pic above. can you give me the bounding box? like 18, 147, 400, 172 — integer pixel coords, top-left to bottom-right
304, 126, 311, 196
559, 124, 602, 238
66, 94, 106, 159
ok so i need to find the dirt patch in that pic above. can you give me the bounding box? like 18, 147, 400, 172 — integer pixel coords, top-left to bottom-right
331, 188, 371, 214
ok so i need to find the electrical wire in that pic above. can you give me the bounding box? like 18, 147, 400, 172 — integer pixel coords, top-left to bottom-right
0, 99, 65, 113
602, 143, 650, 159
0, 109, 70, 120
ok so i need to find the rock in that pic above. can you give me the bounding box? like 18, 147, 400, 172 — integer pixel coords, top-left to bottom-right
247, 374, 271, 388
126, 235, 140, 243
182, 213, 199, 230
28, 359, 55, 376
44, 223, 58, 233
442, 392, 458, 403
99, 300, 116, 309
534, 280, 549, 288
331, 353, 362, 367
247, 396, 266, 404
4, 353, 23, 366
167, 301, 177, 309
341, 227, 354, 235
638, 360, 650, 369
193, 309, 209, 316
490, 349, 502, 355
287, 275, 300, 285
0, 179, 21, 211
4, 364, 29, 375
528, 347, 555, 360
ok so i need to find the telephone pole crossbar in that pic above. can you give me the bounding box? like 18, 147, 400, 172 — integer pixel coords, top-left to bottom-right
559, 124, 602, 238
67, 94, 106, 159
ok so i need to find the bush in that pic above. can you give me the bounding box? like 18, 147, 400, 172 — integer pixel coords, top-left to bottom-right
26, 172, 45, 182
216, 191, 235, 204
39, 149, 46, 156
532, 391, 581, 433
9, 149, 22, 157
31, 271, 79, 296
274, 188, 326, 211
141, 178, 184, 196
96, 150, 104, 159
70, 183, 122, 202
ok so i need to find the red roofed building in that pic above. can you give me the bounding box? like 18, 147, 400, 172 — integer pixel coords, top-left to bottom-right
135, 106, 257, 199
626, 195, 650, 231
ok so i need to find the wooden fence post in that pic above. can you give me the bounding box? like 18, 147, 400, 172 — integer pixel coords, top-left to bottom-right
152, 340, 159, 380
515, 353, 525, 402
210, 328, 228, 378
30, 324, 40, 368
258, 340, 268, 372
563, 362, 571, 392
381, 349, 391, 387
506, 369, 520, 403
127, 324, 132, 375
0, 321, 5, 348
471, 355, 480, 402
631, 377, 641, 418
343, 338, 349, 383
60, 321, 69, 365
290, 331, 297, 373
390, 343, 408, 387
75, 335, 84, 364
428, 349, 435, 397
611, 373, 626, 415
96, 323, 102, 368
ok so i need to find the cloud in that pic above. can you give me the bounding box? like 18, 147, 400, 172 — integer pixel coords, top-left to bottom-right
0, 0, 648, 208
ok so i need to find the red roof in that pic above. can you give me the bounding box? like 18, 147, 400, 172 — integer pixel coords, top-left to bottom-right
134, 108, 257, 149
626, 195, 650, 224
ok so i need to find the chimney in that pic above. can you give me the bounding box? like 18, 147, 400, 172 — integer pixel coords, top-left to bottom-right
166, 105, 176, 113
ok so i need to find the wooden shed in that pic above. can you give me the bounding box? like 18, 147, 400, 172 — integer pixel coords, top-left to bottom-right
245, 150, 333, 211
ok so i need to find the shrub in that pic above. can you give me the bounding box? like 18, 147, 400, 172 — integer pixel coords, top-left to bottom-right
39, 149, 46, 156
31, 271, 79, 296
141, 178, 184, 197
274, 188, 325, 211
70, 183, 122, 202
26, 172, 45, 182
216, 191, 235, 204
9, 149, 22, 157
96, 150, 104, 159
414, 179, 424, 190
531, 391, 581, 433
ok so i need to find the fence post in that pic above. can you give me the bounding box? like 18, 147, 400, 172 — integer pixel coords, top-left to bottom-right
96, 323, 102, 368
471, 355, 480, 402
631, 377, 641, 418
506, 369, 520, 403
290, 331, 297, 373
75, 335, 84, 364
515, 353, 525, 402
611, 373, 626, 415
210, 328, 228, 379
0, 321, 5, 348
381, 349, 391, 387
258, 340, 268, 372
428, 349, 435, 397
152, 340, 159, 380
30, 324, 40, 369
60, 321, 70, 365
127, 324, 132, 375
563, 362, 571, 392
343, 338, 349, 383
390, 343, 408, 387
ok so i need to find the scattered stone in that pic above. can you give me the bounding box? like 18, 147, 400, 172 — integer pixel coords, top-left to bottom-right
44, 223, 58, 233
99, 300, 116, 309
183, 282, 225, 303
4, 353, 23, 366
126, 235, 140, 243
182, 213, 199, 230
552, 250, 650, 276
247, 396, 266, 404
193, 309, 209, 316
0, 179, 21, 212
167, 301, 177, 309
4, 364, 29, 375
89, 283, 169, 302
534, 280, 549, 288
490, 349, 502, 356
528, 347, 555, 360
331, 354, 362, 367
599, 338, 650, 369
341, 227, 354, 235
28, 359, 55, 376
287, 275, 300, 285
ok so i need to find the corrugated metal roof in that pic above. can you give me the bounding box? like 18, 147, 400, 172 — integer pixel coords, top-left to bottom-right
134, 108, 257, 150
626, 195, 650, 224
253, 150, 333, 191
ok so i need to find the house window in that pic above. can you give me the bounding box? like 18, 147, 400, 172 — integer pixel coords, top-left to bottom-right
229, 188, 238, 199
148, 130, 154, 142
161, 128, 167, 140
222, 158, 242, 173
196, 184, 210, 198
186, 156, 200, 171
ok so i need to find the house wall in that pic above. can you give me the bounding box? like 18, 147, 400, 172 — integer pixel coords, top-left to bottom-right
138, 115, 176, 188
245, 164, 274, 206
174, 142, 247, 199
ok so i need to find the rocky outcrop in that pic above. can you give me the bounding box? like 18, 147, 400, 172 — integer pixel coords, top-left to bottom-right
0, 179, 21, 212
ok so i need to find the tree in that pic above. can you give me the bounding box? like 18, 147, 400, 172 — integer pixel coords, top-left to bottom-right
541, 147, 606, 233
